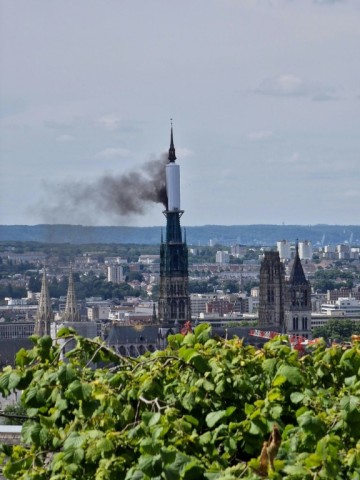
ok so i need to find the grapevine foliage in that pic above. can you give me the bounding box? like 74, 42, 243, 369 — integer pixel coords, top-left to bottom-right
0, 324, 360, 479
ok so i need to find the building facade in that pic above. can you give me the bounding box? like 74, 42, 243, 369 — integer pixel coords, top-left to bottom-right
284, 244, 312, 337
107, 264, 124, 284
277, 240, 291, 260
258, 251, 285, 328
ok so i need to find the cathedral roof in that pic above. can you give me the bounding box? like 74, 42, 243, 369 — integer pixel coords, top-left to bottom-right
289, 244, 308, 285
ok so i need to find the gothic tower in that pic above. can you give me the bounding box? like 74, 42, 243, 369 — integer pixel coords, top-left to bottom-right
62, 265, 81, 322
34, 268, 53, 336
258, 251, 285, 328
158, 126, 191, 326
284, 242, 312, 337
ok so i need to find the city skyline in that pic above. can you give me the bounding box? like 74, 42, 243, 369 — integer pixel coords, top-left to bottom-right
1, 0, 359, 227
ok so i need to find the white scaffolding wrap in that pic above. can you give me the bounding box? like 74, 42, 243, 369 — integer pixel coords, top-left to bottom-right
166, 162, 180, 211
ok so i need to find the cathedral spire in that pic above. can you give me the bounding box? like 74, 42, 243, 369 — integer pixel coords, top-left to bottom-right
289, 240, 307, 285
63, 264, 81, 322
152, 302, 157, 323
34, 268, 53, 336
168, 119, 177, 163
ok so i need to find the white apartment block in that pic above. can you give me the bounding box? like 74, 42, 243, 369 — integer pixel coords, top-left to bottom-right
321, 297, 360, 317
277, 240, 291, 260
107, 265, 124, 284
216, 251, 230, 264
299, 241, 313, 260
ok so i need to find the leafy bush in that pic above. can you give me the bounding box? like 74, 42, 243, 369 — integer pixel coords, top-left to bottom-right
0, 325, 360, 479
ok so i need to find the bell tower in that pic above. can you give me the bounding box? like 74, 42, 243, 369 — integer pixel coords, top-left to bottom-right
284, 241, 312, 337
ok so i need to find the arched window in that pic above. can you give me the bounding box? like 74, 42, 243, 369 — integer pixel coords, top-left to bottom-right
293, 317, 298, 331
302, 317, 308, 330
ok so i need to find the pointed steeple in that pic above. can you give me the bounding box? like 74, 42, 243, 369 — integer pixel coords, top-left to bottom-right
168, 119, 177, 163
152, 302, 157, 323
289, 240, 308, 285
34, 268, 53, 336
63, 265, 81, 322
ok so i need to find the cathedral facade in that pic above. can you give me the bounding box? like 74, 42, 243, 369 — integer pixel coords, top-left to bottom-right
284, 244, 312, 337
259, 245, 312, 338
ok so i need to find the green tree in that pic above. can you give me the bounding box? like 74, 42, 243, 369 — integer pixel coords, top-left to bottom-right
1, 327, 360, 478
0, 403, 27, 426
313, 318, 360, 342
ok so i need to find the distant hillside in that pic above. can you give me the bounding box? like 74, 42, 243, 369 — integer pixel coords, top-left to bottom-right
1, 224, 359, 246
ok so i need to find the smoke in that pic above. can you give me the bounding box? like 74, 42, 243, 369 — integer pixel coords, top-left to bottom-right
35, 155, 168, 224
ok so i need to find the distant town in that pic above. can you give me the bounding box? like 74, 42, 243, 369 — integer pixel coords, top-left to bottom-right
1, 236, 359, 366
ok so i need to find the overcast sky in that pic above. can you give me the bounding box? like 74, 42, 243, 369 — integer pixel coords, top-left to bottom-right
0, 0, 359, 227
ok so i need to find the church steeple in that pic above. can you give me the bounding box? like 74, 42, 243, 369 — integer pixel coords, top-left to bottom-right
34, 268, 53, 336
289, 240, 307, 285
159, 125, 191, 327
63, 265, 81, 322
168, 120, 177, 163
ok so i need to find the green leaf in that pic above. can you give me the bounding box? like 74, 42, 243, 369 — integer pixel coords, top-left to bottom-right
57, 326, 76, 338
206, 407, 235, 428
290, 392, 305, 404
142, 411, 161, 427
8, 372, 21, 390
66, 379, 92, 401
15, 348, 30, 367
22, 422, 42, 445
275, 365, 302, 386
340, 395, 360, 413
283, 465, 310, 476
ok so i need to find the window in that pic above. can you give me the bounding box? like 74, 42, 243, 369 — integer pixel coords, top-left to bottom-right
293, 317, 298, 330
302, 317, 308, 330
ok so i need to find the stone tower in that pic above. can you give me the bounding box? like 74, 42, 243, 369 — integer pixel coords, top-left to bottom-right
284, 243, 312, 337
34, 268, 53, 336
62, 266, 81, 322
258, 251, 285, 328
158, 126, 191, 326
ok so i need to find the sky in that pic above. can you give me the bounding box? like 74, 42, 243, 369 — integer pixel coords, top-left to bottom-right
0, 0, 359, 227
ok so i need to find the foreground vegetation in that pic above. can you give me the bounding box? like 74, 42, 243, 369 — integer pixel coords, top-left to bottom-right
0, 325, 360, 479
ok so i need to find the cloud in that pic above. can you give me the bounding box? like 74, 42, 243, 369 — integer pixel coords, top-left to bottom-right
254, 74, 338, 101
344, 190, 360, 198
97, 114, 122, 131
247, 130, 274, 141
313, 0, 345, 4
44, 120, 73, 130
268, 152, 301, 165
97, 147, 132, 159
56, 134, 74, 143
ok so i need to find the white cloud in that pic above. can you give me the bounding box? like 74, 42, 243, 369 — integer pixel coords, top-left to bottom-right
97, 114, 122, 131
97, 147, 132, 159
267, 152, 301, 165
313, 0, 345, 4
344, 189, 360, 198
254, 74, 338, 101
247, 130, 274, 141
56, 134, 74, 143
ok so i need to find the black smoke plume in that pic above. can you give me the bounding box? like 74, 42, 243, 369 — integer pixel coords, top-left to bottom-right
36, 155, 168, 224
